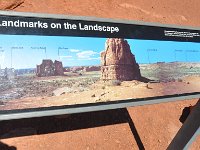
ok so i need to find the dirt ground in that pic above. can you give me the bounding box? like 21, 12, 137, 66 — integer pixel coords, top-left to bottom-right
0, 75, 200, 111
0, 62, 199, 111
0, 0, 200, 150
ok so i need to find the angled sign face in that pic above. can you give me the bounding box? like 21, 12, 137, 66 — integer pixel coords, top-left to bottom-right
0, 11, 199, 120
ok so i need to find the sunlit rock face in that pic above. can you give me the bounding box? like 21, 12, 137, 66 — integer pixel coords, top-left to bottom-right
101, 38, 141, 81
36, 59, 64, 77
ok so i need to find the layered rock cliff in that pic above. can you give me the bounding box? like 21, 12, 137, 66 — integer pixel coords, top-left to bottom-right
101, 38, 141, 81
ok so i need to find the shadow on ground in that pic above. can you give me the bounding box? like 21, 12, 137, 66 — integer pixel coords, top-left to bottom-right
0, 141, 16, 150
0, 108, 145, 150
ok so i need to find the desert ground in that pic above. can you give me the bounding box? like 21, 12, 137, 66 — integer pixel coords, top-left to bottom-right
0, 62, 199, 110
0, 0, 200, 150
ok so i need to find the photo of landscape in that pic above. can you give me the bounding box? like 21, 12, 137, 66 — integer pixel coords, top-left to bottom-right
0, 35, 200, 111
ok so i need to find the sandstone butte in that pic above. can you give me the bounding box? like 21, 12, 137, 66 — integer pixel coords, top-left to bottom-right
36, 59, 64, 77
101, 38, 141, 81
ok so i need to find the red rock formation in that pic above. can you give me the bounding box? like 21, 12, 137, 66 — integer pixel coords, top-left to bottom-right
36, 59, 64, 77
101, 38, 141, 81
63, 68, 71, 72
54, 60, 64, 76
71, 66, 84, 72
83, 66, 100, 72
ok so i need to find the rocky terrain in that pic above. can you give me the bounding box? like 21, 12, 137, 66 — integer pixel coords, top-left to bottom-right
140, 62, 200, 82
65, 66, 100, 73
0, 73, 99, 101
0, 61, 199, 110
0, 36, 199, 102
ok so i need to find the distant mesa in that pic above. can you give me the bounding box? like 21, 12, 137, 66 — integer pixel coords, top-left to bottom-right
64, 66, 100, 73
83, 66, 101, 72
71, 66, 85, 72
101, 38, 141, 81
36, 59, 64, 77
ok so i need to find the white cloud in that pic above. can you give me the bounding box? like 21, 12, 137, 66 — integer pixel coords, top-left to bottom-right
59, 55, 73, 59
77, 50, 98, 59
69, 49, 80, 53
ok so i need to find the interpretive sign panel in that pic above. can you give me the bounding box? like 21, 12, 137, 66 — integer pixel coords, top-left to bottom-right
0, 11, 199, 119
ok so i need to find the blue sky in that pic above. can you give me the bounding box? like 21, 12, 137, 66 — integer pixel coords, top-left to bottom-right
0, 35, 199, 69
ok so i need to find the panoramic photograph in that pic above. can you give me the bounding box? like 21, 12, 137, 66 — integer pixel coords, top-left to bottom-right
0, 35, 199, 110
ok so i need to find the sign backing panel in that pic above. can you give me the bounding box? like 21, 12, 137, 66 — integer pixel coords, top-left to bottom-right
0, 11, 199, 120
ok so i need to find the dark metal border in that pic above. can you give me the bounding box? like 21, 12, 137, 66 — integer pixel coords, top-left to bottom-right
0, 10, 200, 30
0, 93, 200, 121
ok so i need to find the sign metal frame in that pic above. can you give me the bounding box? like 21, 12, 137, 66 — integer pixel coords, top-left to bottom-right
0, 10, 199, 121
